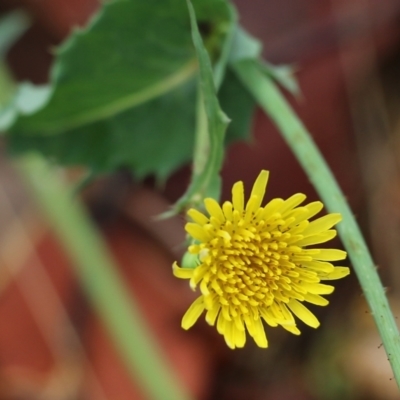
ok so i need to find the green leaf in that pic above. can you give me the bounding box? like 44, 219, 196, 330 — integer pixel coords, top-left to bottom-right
219, 67, 255, 143
218, 25, 299, 144
9, 80, 196, 180
7, 0, 234, 181
11, 0, 200, 134
213, 25, 263, 144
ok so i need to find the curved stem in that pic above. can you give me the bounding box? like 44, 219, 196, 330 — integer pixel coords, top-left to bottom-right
17, 153, 191, 400
234, 59, 400, 387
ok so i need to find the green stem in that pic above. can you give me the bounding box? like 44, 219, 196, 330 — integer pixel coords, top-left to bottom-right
17, 153, 191, 400
193, 90, 209, 177
234, 60, 400, 386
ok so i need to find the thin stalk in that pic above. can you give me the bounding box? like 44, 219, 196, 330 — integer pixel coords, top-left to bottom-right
234, 59, 400, 386
193, 90, 209, 177
17, 153, 191, 400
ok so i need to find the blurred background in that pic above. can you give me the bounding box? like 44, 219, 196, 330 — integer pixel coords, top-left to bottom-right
1, 0, 400, 399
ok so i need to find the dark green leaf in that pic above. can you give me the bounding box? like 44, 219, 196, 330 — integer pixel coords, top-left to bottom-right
11, 0, 199, 134
214, 25, 262, 144
9, 79, 196, 180
7, 0, 234, 180
219, 67, 255, 143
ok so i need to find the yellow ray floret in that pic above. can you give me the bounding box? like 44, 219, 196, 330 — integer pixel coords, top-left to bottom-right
173, 170, 350, 349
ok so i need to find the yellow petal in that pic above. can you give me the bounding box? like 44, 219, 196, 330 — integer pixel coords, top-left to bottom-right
182, 297, 205, 329
233, 314, 245, 331
283, 289, 304, 302
252, 317, 268, 348
217, 312, 226, 334
281, 324, 301, 335
287, 220, 309, 236
222, 201, 233, 220
283, 202, 322, 227
187, 208, 209, 225
287, 299, 320, 328
192, 263, 209, 285
270, 301, 290, 324
223, 320, 235, 349
322, 267, 350, 280
250, 170, 269, 209
303, 201, 324, 219
232, 323, 246, 348
280, 193, 307, 214
185, 223, 210, 242
188, 244, 201, 254
260, 308, 278, 327
303, 293, 329, 306
203, 293, 217, 310
302, 282, 335, 294
217, 229, 231, 242
172, 262, 194, 279
301, 260, 335, 273
232, 181, 244, 213
243, 314, 255, 337
278, 302, 296, 325
315, 249, 347, 261
261, 198, 284, 220
200, 279, 210, 296
284, 207, 316, 228
244, 195, 260, 221
302, 213, 342, 236
221, 305, 232, 321
204, 198, 225, 221
294, 230, 337, 246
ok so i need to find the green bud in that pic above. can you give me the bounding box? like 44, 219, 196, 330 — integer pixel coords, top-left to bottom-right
181, 251, 198, 269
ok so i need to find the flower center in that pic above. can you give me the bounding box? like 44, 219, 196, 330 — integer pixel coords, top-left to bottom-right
197, 211, 316, 312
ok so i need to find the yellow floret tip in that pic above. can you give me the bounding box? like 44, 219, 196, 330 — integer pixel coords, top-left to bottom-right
173, 170, 349, 349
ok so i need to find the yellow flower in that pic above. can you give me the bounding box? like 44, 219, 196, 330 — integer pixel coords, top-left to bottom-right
173, 171, 349, 349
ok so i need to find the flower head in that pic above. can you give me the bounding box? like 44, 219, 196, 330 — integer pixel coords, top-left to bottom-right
173, 171, 349, 349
